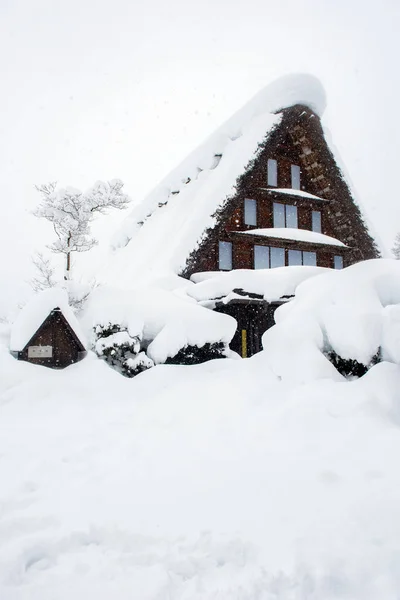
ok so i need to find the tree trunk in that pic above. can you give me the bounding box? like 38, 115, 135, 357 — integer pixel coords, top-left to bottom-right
64, 232, 72, 280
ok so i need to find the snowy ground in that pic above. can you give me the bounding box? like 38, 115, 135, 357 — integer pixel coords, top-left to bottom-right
2, 324, 400, 598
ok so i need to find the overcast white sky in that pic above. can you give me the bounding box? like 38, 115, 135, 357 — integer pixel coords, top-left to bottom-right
0, 0, 399, 316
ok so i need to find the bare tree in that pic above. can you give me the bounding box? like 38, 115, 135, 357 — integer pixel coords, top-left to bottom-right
31, 252, 57, 291
392, 233, 400, 259
34, 179, 130, 279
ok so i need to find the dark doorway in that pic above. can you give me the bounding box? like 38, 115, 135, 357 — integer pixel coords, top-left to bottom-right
214, 299, 282, 357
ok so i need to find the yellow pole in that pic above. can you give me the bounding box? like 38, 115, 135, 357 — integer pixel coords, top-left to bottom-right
241, 329, 247, 358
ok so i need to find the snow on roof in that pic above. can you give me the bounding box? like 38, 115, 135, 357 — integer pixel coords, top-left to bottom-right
265, 188, 328, 201
10, 288, 86, 352
188, 266, 328, 303
102, 74, 327, 287
236, 228, 346, 247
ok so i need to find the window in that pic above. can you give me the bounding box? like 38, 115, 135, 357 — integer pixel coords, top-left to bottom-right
267, 159, 278, 186
273, 202, 285, 228
303, 251, 317, 266
254, 245, 285, 269
273, 202, 298, 228
288, 250, 317, 266
271, 247, 285, 268
334, 255, 343, 269
286, 205, 298, 228
312, 210, 322, 233
291, 164, 301, 189
219, 241, 232, 270
288, 249, 302, 266
254, 245, 270, 269
244, 198, 257, 226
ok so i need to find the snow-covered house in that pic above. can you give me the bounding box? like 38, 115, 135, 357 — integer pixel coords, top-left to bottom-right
104, 73, 380, 357
10, 288, 87, 368
108, 73, 378, 282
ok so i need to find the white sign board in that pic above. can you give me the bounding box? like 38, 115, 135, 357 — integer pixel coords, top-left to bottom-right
28, 345, 53, 358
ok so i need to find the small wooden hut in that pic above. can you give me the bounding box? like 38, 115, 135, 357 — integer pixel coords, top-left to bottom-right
10, 289, 86, 369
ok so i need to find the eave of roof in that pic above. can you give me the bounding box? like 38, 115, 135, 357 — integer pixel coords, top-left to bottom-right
260, 187, 329, 202
234, 228, 347, 248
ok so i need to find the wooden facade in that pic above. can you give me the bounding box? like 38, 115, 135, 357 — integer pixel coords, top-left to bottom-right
182, 105, 379, 278
14, 308, 86, 369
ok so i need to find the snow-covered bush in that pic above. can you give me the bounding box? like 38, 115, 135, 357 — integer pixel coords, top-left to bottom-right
165, 342, 227, 365
94, 323, 154, 378
93, 323, 228, 376
324, 348, 381, 378
83, 285, 236, 377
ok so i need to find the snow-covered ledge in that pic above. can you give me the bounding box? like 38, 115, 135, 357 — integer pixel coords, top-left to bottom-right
262, 188, 329, 202
236, 228, 346, 247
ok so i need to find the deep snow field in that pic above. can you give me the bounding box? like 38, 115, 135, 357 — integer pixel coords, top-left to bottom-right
2, 260, 400, 599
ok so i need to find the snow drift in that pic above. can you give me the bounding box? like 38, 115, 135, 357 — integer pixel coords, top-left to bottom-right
262, 259, 400, 382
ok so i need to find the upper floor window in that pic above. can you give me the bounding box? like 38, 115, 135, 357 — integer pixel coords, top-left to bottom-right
244, 198, 257, 226
219, 241, 232, 270
312, 210, 322, 233
267, 159, 278, 186
273, 202, 298, 228
334, 255, 343, 269
288, 249, 317, 266
291, 164, 301, 189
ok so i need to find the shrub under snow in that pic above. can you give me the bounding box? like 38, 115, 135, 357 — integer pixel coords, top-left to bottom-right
83, 285, 236, 376
262, 259, 400, 382
94, 323, 154, 378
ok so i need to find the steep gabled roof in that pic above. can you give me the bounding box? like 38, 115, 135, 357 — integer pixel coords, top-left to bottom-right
10, 288, 86, 352
102, 74, 377, 286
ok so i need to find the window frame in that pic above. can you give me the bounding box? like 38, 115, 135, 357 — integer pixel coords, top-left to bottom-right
333, 255, 344, 270
273, 202, 298, 229
291, 164, 301, 190
218, 240, 233, 271
254, 244, 270, 269
253, 245, 285, 269
267, 158, 278, 187
311, 210, 322, 233
288, 249, 317, 267
244, 198, 257, 226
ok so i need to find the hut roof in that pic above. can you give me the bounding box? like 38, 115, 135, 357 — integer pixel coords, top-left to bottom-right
10, 288, 86, 352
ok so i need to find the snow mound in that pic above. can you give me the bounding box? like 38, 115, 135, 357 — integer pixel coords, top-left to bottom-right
10, 287, 86, 352
262, 259, 400, 382
102, 74, 326, 287
188, 266, 327, 303
82, 285, 236, 364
